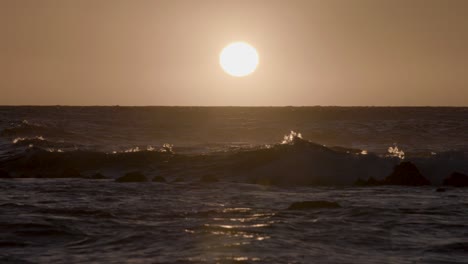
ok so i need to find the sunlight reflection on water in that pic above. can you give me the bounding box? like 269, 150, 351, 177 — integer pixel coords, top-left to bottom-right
1, 180, 467, 263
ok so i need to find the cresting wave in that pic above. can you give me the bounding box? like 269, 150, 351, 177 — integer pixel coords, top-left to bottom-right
1, 131, 466, 185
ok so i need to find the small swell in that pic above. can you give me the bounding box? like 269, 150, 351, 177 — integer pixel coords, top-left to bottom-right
426, 242, 468, 254
1, 148, 173, 171
0, 241, 29, 248
0, 203, 38, 210
11, 136, 77, 151
38, 207, 115, 219
2, 222, 84, 239
1, 120, 72, 138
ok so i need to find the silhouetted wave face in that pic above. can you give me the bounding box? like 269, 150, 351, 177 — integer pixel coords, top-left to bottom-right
0, 107, 466, 184
0, 106, 467, 263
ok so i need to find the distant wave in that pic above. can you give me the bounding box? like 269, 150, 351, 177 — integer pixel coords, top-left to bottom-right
1, 120, 72, 138
11, 136, 79, 151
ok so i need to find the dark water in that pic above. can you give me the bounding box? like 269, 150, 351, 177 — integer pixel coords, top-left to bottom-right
0, 106, 467, 263
1, 180, 467, 263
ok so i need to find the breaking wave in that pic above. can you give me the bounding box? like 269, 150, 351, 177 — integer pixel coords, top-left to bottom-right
1, 131, 466, 185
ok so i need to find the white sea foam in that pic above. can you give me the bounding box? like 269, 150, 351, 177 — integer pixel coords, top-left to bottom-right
109, 144, 174, 154
124, 147, 140, 153
387, 145, 405, 159
46, 148, 63, 153
160, 143, 173, 153
12, 136, 45, 144
12, 137, 24, 144
281, 131, 302, 144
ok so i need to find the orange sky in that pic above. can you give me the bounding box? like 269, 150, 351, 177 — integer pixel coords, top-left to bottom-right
1, 0, 467, 106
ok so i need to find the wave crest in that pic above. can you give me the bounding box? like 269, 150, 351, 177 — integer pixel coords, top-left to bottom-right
281, 131, 303, 144
0, 132, 466, 185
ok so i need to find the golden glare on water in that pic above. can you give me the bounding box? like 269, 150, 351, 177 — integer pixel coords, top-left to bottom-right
219, 42, 259, 77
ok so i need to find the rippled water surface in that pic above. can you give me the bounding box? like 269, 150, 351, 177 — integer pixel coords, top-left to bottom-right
1, 179, 467, 263
0, 107, 467, 263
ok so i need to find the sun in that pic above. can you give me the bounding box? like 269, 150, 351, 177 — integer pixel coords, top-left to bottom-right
220, 42, 259, 77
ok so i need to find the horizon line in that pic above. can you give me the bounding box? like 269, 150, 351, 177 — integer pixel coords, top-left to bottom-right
0, 105, 466, 108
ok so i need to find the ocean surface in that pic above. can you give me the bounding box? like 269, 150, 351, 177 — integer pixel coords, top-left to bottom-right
0, 106, 467, 263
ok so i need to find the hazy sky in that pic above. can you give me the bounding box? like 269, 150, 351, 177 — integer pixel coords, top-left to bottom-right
1, 0, 467, 106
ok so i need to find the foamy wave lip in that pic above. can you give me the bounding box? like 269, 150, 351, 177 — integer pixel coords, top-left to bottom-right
46, 148, 64, 153
12, 136, 45, 144
387, 145, 405, 159
160, 143, 173, 153
10, 136, 79, 152
281, 131, 303, 144
111, 143, 174, 154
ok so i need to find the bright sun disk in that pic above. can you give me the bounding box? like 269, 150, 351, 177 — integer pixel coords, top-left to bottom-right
220, 42, 259, 77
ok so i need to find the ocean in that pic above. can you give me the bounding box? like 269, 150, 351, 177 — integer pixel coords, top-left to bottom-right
0, 106, 467, 263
